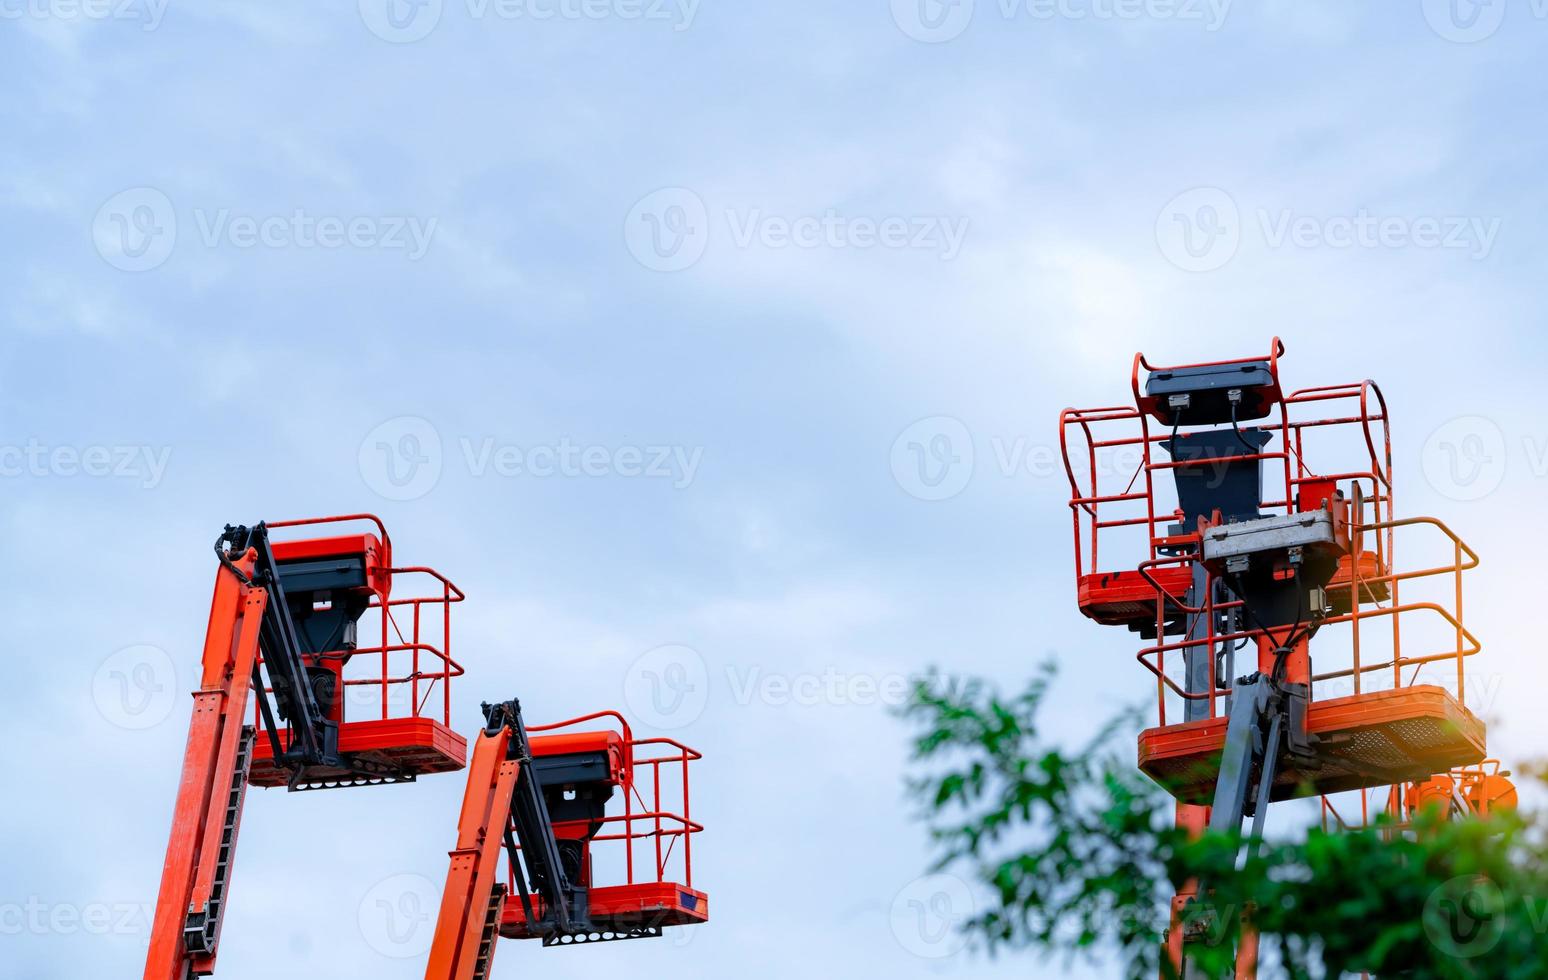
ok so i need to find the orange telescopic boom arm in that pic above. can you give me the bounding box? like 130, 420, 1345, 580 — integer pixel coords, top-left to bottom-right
144, 547, 266, 980
425, 700, 585, 980
424, 714, 522, 980
145, 518, 468, 980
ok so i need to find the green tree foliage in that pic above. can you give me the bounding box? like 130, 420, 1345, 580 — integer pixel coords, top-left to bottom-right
901, 669, 1548, 979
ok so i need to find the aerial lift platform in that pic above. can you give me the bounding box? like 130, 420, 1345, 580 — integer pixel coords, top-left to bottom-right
425, 702, 705, 979
144, 515, 467, 979
1058, 341, 1511, 977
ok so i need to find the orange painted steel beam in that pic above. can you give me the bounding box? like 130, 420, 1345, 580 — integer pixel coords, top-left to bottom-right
146, 517, 467, 979
425, 724, 522, 980
144, 551, 265, 980
1164, 802, 1209, 978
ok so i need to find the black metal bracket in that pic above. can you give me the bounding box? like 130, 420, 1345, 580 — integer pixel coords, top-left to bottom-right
217, 523, 342, 777
541, 925, 663, 947
482, 700, 592, 940
1208, 672, 1318, 841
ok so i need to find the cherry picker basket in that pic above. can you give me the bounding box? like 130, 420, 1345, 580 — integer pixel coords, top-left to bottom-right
1060, 340, 1487, 808
245, 514, 468, 789
145, 514, 470, 980
500, 711, 707, 945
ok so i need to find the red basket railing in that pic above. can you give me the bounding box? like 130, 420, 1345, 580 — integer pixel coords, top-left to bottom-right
1133, 516, 1479, 726
512, 712, 703, 892
252, 514, 466, 729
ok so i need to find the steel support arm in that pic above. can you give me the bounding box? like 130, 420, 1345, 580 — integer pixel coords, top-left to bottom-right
144, 555, 267, 980
424, 700, 586, 980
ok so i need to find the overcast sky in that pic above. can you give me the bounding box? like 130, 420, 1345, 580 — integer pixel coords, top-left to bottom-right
3, 2, 1546, 978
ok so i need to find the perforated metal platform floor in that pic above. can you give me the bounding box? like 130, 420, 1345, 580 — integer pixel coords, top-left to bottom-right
501, 882, 709, 942
248, 716, 467, 788
1138, 685, 1486, 804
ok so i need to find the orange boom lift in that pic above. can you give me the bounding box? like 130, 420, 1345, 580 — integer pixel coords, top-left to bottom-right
144, 515, 466, 979
1058, 341, 1513, 977
424, 701, 706, 979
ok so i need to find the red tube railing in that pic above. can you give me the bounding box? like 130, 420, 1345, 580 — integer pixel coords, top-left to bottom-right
250, 516, 466, 730
517, 715, 703, 891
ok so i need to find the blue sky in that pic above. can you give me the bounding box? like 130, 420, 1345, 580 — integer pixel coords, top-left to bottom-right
3, 2, 1547, 977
